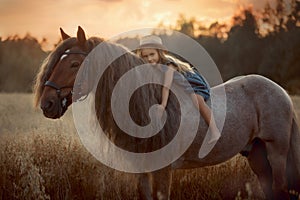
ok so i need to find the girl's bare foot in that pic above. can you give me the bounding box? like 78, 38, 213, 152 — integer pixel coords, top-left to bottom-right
207, 128, 221, 144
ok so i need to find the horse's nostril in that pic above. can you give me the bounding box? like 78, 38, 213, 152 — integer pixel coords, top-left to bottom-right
41, 99, 55, 111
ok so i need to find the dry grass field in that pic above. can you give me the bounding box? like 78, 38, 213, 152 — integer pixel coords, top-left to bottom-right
0, 93, 299, 200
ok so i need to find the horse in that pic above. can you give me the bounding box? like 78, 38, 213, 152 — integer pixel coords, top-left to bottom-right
34, 26, 300, 200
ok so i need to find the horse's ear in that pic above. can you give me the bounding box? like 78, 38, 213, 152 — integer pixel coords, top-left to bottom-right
60, 28, 70, 40
77, 26, 87, 47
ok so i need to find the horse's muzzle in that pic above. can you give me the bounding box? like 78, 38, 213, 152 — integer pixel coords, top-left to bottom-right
41, 97, 66, 119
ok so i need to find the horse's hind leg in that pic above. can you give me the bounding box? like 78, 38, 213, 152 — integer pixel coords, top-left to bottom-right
263, 134, 290, 200
247, 139, 273, 199
287, 148, 300, 199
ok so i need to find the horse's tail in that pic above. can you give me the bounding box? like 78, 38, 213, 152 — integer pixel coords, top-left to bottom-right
287, 112, 300, 195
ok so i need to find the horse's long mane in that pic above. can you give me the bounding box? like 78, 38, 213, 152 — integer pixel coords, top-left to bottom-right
89, 41, 181, 153
33, 37, 103, 107
34, 36, 182, 152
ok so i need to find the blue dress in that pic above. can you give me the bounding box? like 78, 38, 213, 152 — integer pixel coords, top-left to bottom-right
162, 61, 210, 101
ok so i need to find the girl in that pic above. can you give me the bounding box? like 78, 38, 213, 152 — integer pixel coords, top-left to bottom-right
137, 35, 220, 144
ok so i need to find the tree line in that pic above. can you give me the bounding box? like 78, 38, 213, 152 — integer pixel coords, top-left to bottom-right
157, 0, 300, 94
0, 0, 299, 94
0, 34, 47, 92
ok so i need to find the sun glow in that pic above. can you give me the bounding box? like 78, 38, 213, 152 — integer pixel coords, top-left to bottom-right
0, 0, 274, 49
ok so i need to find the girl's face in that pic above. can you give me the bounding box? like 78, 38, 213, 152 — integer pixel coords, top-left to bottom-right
140, 48, 160, 64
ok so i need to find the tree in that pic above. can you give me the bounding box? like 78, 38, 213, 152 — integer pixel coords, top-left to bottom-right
175, 14, 196, 37
0, 34, 47, 92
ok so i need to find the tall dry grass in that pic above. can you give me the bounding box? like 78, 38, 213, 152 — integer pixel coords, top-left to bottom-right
0, 93, 299, 200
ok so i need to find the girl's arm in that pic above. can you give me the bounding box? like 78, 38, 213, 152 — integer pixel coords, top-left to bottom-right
160, 65, 175, 108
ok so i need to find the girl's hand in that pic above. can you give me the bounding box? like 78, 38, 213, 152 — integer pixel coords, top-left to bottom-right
156, 104, 165, 119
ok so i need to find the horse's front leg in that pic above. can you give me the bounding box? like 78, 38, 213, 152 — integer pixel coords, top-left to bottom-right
151, 166, 172, 200
137, 173, 152, 200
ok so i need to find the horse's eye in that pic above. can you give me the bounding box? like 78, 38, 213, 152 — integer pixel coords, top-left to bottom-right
71, 61, 80, 68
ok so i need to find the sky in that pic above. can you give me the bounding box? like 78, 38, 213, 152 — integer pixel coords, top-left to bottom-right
0, 0, 274, 49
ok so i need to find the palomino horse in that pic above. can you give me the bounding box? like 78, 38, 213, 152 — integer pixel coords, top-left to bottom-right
34, 27, 300, 200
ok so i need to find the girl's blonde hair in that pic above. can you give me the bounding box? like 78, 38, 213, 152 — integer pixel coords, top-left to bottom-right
137, 48, 194, 74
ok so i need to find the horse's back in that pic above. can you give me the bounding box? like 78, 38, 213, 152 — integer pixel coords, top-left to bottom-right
219, 74, 292, 108
232, 74, 292, 112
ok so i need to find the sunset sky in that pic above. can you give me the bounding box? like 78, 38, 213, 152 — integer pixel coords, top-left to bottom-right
0, 0, 274, 48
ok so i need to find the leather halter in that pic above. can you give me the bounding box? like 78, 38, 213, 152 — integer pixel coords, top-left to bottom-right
44, 50, 88, 102
44, 80, 73, 98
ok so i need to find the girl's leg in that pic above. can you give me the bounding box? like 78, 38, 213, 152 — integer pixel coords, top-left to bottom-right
191, 94, 221, 143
